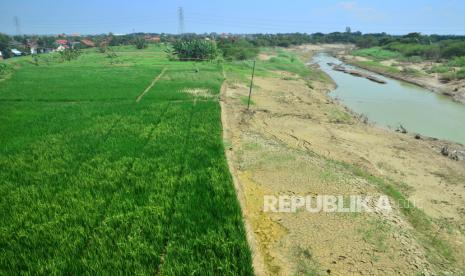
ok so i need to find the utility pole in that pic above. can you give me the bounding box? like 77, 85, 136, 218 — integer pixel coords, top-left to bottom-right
178, 7, 185, 34
247, 60, 256, 110
14, 16, 21, 35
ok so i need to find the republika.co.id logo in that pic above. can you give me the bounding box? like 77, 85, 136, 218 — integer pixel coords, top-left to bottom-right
263, 194, 402, 213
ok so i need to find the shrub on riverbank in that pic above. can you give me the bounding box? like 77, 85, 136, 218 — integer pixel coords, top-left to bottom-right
457, 68, 465, 79
217, 38, 259, 61
439, 69, 465, 82
352, 47, 402, 60
429, 65, 451, 74
448, 56, 465, 67
353, 36, 465, 62
385, 42, 440, 59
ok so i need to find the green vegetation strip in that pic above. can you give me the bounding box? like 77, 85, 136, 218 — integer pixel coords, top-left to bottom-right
0, 45, 252, 274
352, 47, 403, 61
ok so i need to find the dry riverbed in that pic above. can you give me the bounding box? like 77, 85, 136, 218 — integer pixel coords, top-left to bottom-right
221, 46, 465, 275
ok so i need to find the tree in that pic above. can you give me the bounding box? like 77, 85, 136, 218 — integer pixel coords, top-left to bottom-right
170, 39, 218, 61
356, 36, 378, 48
440, 41, 465, 58
217, 38, 259, 60
58, 48, 82, 62
134, 37, 147, 49
0, 33, 11, 58
403, 32, 422, 43
345, 26, 351, 34
37, 36, 55, 49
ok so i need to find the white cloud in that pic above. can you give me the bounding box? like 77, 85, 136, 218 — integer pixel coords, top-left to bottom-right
338, 1, 357, 11
337, 1, 387, 21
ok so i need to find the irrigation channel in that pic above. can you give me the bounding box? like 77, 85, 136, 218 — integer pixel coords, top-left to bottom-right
313, 53, 465, 144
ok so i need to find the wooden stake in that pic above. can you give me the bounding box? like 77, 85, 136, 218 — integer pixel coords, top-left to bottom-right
247, 60, 256, 110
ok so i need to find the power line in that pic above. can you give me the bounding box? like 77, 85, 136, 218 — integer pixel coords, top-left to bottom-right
178, 7, 185, 34
14, 16, 21, 35
7, 12, 464, 35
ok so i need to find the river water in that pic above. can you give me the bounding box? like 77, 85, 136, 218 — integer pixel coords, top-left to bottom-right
313, 53, 465, 144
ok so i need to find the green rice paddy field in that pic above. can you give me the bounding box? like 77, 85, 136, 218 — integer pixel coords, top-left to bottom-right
0, 45, 253, 274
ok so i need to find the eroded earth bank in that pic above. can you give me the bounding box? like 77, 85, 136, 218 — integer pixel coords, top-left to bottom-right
221, 45, 465, 275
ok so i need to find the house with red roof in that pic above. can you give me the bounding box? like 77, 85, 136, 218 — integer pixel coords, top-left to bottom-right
54, 40, 69, 51
55, 39, 68, 46
144, 35, 161, 43
80, 39, 95, 47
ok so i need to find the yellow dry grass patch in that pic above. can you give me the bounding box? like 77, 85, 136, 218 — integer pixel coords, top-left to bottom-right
181, 88, 215, 98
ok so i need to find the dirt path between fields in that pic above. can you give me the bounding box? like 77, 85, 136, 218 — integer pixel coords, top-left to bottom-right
220, 81, 267, 276
136, 67, 167, 102
221, 47, 465, 275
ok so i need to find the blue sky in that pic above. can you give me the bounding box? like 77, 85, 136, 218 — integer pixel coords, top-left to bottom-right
1, 0, 464, 35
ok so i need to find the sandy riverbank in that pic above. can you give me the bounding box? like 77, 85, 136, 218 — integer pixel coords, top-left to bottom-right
339, 54, 465, 105
221, 45, 465, 275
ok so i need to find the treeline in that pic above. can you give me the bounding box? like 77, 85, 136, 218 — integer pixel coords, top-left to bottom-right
2, 31, 465, 61
350, 32, 465, 60
218, 32, 465, 61
147, 32, 465, 61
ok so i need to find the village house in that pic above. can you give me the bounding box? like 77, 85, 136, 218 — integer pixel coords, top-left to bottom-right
80, 39, 95, 47
99, 37, 113, 48
11, 49, 22, 56
144, 35, 161, 43
55, 39, 68, 46
55, 45, 67, 52
27, 39, 38, 55
54, 39, 69, 51
70, 41, 81, 48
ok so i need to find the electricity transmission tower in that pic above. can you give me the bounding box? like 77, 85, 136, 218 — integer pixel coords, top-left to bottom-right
178, 7, 185, 34
14, 16, 21, 35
